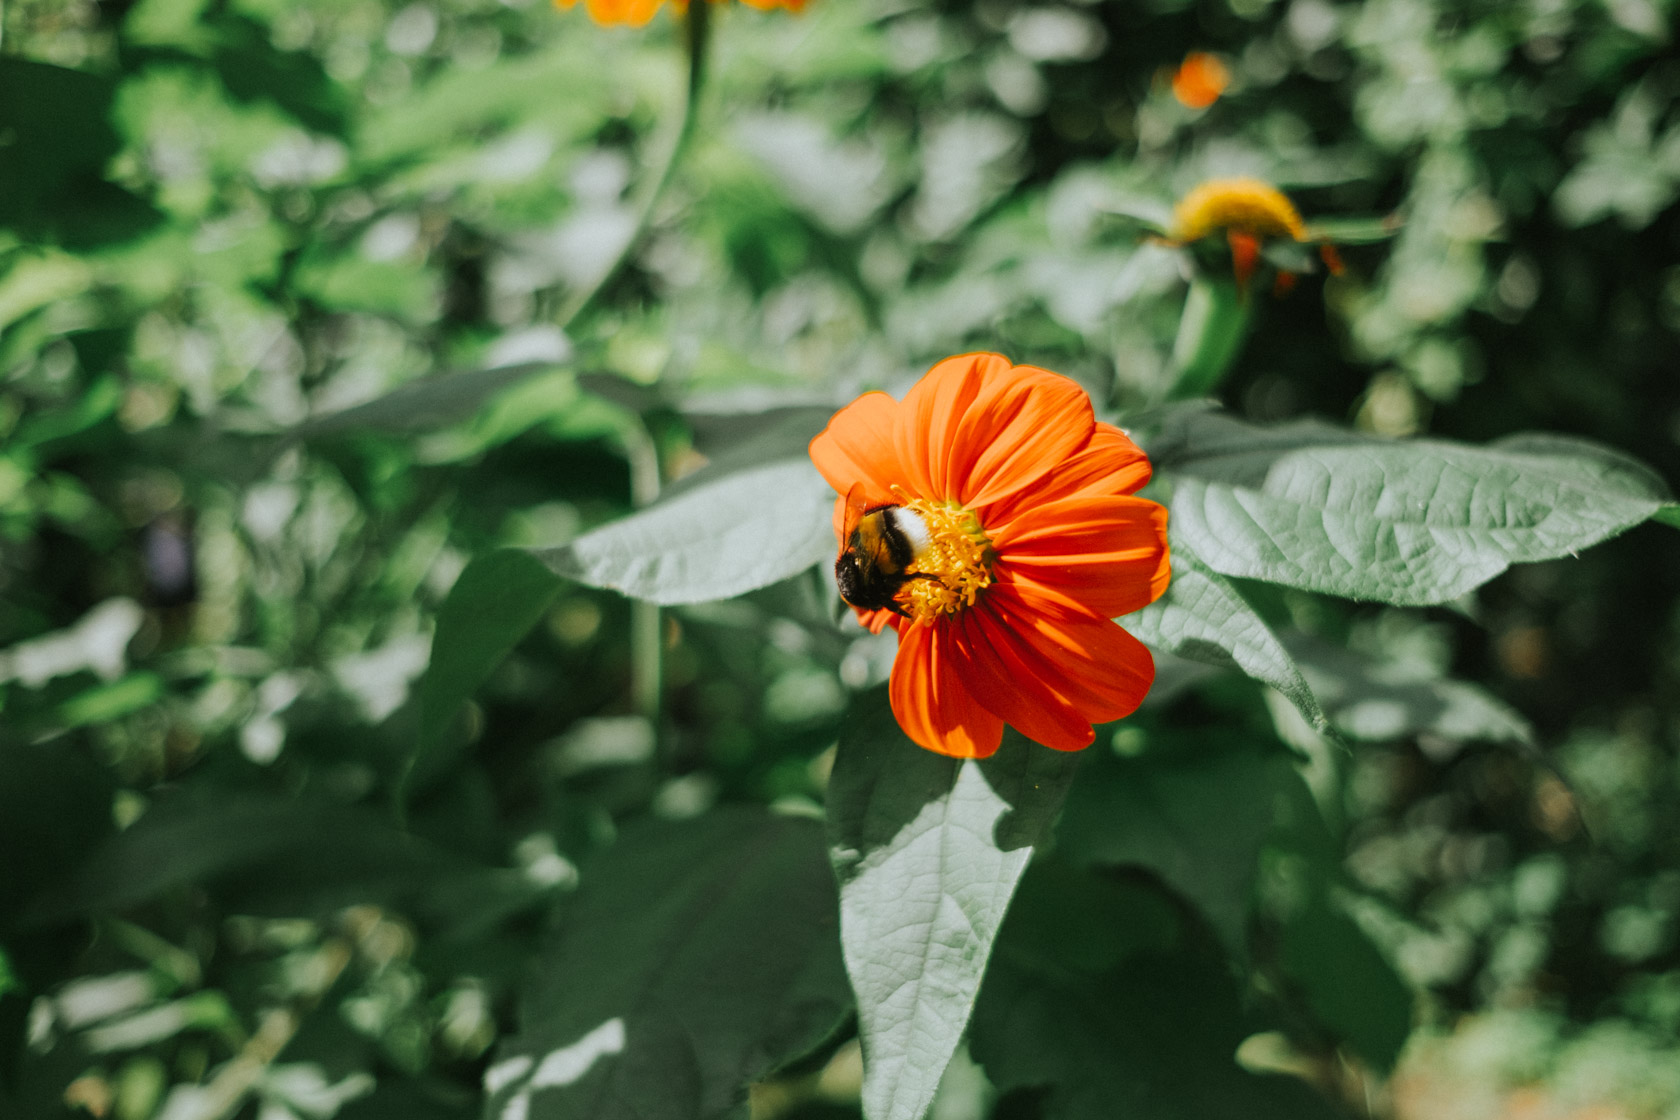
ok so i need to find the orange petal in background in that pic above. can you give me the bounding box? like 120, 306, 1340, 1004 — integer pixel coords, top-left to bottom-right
1172, 51, 1230, 110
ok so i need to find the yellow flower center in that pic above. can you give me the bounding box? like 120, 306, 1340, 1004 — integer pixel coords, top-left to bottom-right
1170, 178, 1307, 244
900, 499, 994, 622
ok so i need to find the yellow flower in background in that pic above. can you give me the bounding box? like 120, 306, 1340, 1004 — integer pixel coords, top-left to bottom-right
1168, 177, 1344, 292
553, 0, 805, 27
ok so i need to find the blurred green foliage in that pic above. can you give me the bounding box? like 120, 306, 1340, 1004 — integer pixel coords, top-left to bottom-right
2, 0, 1680, 1119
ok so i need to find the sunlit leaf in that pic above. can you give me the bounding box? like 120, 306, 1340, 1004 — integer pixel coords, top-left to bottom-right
484, 809, 849, 1120
1125, 532, 1329, 735
827, 692, 1080, 1120
538, 458, 835, 606
1154, 409, 1671, 606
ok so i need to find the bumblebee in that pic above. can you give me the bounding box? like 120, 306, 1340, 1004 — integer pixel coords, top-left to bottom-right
835, 484, 931, 616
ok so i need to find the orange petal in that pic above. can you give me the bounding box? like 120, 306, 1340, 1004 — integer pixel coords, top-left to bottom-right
951, 605, 1096, 751
1228, 230, 1261, 290
991, 495, 1171, 619
811, 391, 905, 525
999, 423, 1152, 518
889, 620, 1004, 758
893, 353, 1006, 501
980, 586, 1155, 733
951, 366, 1095, 517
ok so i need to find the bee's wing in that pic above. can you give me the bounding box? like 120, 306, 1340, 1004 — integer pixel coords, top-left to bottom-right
841, 482, 873, 543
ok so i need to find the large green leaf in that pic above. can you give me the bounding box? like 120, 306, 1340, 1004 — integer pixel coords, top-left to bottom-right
1124, 532, 1329, 735
970, 861, 1341, 1120
1152, 410, 1670, 605
413, 550, 567, 788
826, 691, 1080, 1120
538, 458, 835, 606
1057, 736, 1294, 961
483, 809, 849, 1120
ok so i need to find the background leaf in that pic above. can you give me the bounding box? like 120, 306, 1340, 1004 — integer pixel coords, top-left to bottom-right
414, 550, 567, 786
538, 458, 836, 606
826, 691, 1080, 1120
484, 809, 850, 1120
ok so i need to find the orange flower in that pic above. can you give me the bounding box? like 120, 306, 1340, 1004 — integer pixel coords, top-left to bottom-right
553, 0, 804, 27
810, 353, 1170, 758
1171, 52, 1230, 110
1169, 177, 1344, 291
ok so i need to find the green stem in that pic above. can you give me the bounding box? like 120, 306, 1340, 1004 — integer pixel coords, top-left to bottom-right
625, 423, 662, 724
1167, 275, 1254, 401
555, 0, 712, 331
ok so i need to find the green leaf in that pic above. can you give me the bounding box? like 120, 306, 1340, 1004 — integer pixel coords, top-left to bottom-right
826, 691, 1080, 1120
538, 458, 836, 606
1169, 276, 1253, 400
1282, 631, 1534, 753
1125, 532, 1329, 735
970, 862, 1341, 1120
1153, 409, 1671, 606
1057, 736, 1294, 961
414, 550, 567, 785
295, 363, 561, 439
1304, 215, 1402, 244
484, 809, 850, 1120
1656, 503, 1680, 530
26, 791, 540, 934
0, 58, 161, 247
1263, 776, 1414, 1071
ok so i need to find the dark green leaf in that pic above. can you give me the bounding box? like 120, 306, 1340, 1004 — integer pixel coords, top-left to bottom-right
26, 791, 540, 933
0, 58, 161, 247
538, 458, 835, 606
1057, 739, 1293, 960
1264, 777, 1413, 1071
1125, 532, 1329, 735
1154, 409, 1671, 606
971, 862, 1341, 1120
484, 809, 849, 1120
415, 550, 567, 784
1655, 503, 1680, 530
826, 691, 1080, 1120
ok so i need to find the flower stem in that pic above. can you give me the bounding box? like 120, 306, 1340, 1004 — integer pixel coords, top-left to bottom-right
1167, 275, 1253, 400
555, 0, 712, 331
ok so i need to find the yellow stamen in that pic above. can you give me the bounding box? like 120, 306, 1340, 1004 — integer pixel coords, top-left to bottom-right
899, 499, 994, 621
